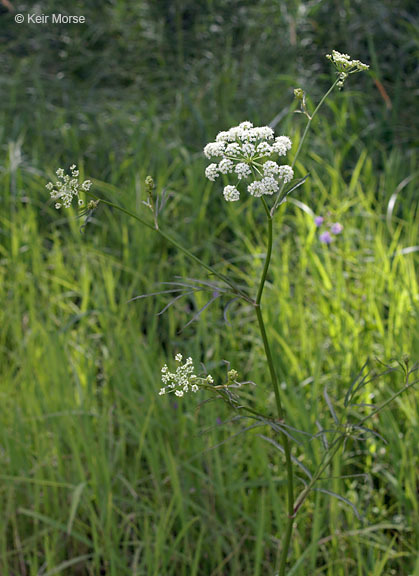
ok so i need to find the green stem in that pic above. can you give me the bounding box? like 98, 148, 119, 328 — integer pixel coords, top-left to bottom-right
91, 196, 251, 302
291, 79, 339, 170
255, 197, 294, 576
293, 437, 343, 515
271, 78, 339, 217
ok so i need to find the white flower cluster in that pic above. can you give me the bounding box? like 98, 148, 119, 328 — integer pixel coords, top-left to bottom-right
204, 122, 294, 202
326, 50, 369, 87
46, 164, 92, 209
159, 353, 214, 398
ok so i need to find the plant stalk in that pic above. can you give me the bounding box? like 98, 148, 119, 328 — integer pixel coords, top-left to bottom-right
256, 197, 294, 575
271, 78, 339, 217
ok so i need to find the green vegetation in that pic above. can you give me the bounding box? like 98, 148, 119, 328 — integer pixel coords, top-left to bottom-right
0, 1, 418, 574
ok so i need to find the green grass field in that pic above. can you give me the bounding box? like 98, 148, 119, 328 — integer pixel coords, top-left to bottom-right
1, 1, 418, 574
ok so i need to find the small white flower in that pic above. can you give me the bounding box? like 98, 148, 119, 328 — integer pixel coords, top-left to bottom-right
261, 176, 279, 195
326, 51, 369, 87
81, 180, 92, 191
225, 143, 242, 157
263, 161, 280, 176
235, 162, 251, 180
223, 185, 240, 202
207, 375, 214, 384
205, 163, 219, 181
257, 142, 273, 157
278, 165, 294, 183
159, 354, 213, 398
272, 136, 292, 156
218, 158, 234, 174
204, 141, 226, 158
46, 164, 92, 210
242, 142, 255, 157
326, 50, 369, 72
204, 123, 294, 203
215, 130, 231, 143
239, 121, 253, 130
252, 126, 274, 140
248, 181, 264, 197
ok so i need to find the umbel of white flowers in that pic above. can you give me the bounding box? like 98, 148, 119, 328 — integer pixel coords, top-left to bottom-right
204, 121, 294, 202
159, 354, 214, 398
46, 164, 92, 209
326, 50, 369, 87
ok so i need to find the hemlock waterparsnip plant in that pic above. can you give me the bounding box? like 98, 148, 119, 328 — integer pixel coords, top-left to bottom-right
46, 51, 417, 575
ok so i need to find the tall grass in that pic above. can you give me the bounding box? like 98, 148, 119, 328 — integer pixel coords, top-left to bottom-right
0, 1, 418, 574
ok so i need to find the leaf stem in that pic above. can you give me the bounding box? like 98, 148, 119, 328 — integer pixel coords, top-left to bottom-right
89, 196, 252, 302
271, 78, 339, 217
255, 197, 294, 575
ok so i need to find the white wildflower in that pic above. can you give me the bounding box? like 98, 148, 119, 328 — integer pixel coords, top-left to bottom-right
239, 121, 253, 130
261, 176, 279, 195
225, 143, 242, 157
235, 162, 251, 180
248, 181, 265, 197
47, 164, 92, 209
242, 142, 255, 157
223, 185, 240, 202
215, 131, 230, 142
204, 141, 226, 158
159, 354, 213, 398
278, 165, 294, 183
218, 158, 234, 174
205, 163, 219, 181
272, 136, 292, 156
263, 160, 280, 176
257, 142, 273, 157
81, 180, 92, 191
252, 126, 274, 140
204, 123, 294, 201
326, 50, 369, 87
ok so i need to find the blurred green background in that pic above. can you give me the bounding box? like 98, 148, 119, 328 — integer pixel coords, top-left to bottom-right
0, 1, 418, 575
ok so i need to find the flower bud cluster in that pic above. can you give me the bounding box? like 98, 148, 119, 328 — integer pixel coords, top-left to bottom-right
326, 50, 369, 87
46, 164, 92, 209
204, 122, 294, 202
159, 354, 214, 398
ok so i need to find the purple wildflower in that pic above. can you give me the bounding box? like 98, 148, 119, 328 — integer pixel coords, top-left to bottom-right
331, 222, 343, 235
314, 216, 324, 227
319, 231, 333, 244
